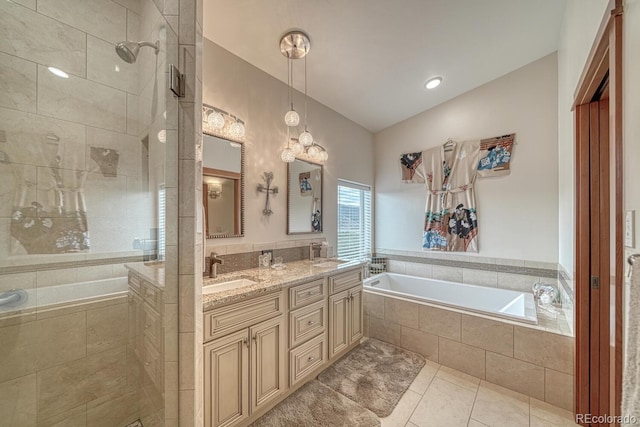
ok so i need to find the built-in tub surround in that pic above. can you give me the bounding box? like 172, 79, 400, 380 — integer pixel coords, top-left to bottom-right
364, 286, 574, 411
365, 273, 537, 324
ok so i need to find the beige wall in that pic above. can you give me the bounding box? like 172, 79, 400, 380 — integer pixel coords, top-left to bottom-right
202, 39, 375, 253
556, 0, 611, 273
374, 53, 559, 263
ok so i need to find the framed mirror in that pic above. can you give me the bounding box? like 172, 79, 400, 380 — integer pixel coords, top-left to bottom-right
203, 133, 244, 238
287, 158, 323, 234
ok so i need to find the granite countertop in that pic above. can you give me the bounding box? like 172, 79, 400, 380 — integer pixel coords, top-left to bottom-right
125, 261, 165, 288
202, 259, 363, 311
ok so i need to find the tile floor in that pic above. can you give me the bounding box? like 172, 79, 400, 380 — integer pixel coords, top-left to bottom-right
381, 361, 579, 427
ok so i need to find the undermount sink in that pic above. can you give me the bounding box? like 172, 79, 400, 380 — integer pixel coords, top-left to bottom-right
203, 278, 257, 294
312, 260, 347, 268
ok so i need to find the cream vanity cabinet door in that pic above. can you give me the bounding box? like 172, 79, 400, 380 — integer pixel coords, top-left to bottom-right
204, 329, 250, 427
250, 315, 285, 413
329, 289, 350, 359
348, 286, 364, 344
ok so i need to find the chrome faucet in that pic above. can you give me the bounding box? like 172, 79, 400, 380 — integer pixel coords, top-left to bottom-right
209, 252, 224, 278
309, 243, 322, 261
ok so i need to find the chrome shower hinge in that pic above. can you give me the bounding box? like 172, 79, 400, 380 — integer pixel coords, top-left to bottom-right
169, 64, 185, 98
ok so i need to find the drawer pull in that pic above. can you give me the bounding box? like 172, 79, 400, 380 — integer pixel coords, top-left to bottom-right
242, 337, 249, 347
306, 291, 316, 296
145, 362, 151, 366
252, 334, 257, 342
307, 356, 315, 362
307, 320, 316, 326
145, 324, 151, 329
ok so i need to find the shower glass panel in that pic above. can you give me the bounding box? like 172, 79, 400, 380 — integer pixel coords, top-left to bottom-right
0, 0, 178, 425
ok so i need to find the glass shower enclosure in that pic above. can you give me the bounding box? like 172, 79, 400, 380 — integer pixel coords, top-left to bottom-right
0, 0, 179, 425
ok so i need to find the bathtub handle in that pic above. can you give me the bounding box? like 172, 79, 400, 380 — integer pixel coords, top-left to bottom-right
0, 289, 28, 308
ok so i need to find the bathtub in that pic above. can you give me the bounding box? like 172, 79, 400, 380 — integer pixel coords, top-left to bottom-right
364, 272, 538, 324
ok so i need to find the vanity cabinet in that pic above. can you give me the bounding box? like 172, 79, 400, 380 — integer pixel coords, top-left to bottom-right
204, 293, 286, 427
328, 270, 363, 360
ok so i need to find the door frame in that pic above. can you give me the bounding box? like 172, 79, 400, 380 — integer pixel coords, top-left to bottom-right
573, 0, 623, 422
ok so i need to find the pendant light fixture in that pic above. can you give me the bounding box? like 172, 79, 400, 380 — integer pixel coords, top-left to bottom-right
279, 30, 324, 163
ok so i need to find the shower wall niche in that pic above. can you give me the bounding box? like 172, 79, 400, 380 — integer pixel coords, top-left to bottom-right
0, 0, 179, 425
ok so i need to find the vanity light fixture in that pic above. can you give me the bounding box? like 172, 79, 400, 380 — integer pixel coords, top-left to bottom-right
48, 67, 69, 79
425, 76, 443, 89
208, 183, 223, 199
202, 104, 246, 142
288, 137, 328, 163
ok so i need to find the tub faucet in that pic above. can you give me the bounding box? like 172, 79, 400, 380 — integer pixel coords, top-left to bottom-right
209, 252, 224, 278
309, 243, 322, 261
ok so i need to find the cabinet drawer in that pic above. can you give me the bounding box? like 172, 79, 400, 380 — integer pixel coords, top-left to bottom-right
289, 279, 326, 310
289, 300, 326, 348
143, 281, 162, 313
204, 292, 283, 342
143, 304, 163, 351
143, 336, 163, 388
289, 334, 326, 387
128, 274, 142, 294
328, 269, 362, 295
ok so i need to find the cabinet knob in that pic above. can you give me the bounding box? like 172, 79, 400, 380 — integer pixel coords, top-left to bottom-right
242, 337, 249, 347
307, 320, 316, 326
307, 356, 315, 362
307, 291, 316, 296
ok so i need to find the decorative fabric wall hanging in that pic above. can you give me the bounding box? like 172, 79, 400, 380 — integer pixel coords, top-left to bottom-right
400, 152, 424, 183
299, 172, 312, 195
477, 133, 515, 177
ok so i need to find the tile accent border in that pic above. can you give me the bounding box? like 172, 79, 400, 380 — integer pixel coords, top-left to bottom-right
0, 255, 145, 276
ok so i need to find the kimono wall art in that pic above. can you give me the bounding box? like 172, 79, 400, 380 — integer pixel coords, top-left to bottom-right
299, 172, 312, 196
399, 134, 515, 253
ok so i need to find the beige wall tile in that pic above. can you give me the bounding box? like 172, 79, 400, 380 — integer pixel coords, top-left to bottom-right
86, 389, 138, 427
364, 292, 384, 319
471, 381, 530, 427
462, 269, 498, 287
544, 368, 573, 411
485, 351, 544, 400
86, 127, 142, 178
461, 315, 513, 356
405, 262, 432, 278
38, 66, 127, 133
432, 265, 463, 282
87, 303, 128, 355
36, 358, 86, 421
84, 346, 127, 403
0, 52, 37, 113
369, 317, 402, 346
37, 0, 126, 43
410, 377, 476, 427
438, 337, 485, 379
36, 403, 87, 427
363, 314, 370, 337
34, 312, 86, 370
0, 2, 86, 77
401, 326, 438, 362
497, 273, 539, 293
0, 374, 36, 427
76, 265, 115, 283
384, 297, 419, 328
386, 260, 406, 274
514, 327, 574, 374
419, 305, 461, 341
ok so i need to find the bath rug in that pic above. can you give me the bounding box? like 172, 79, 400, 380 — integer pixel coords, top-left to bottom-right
318, 338, 425, 417
250, 380, 379, 427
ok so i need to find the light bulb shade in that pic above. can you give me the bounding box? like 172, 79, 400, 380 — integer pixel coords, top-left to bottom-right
299, 130, 313, 146
307, 145, 320, 159
229, 121, 245, 138
318, 150, 328, 162
207, 111, 225, 129
280, 148, 295, 163
291, 141, 304, 155
157, 129, 166, 143
284, 110, 300, 127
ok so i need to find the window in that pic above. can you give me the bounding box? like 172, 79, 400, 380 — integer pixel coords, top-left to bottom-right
158, 185, 165, 260
337, 180, 372, 261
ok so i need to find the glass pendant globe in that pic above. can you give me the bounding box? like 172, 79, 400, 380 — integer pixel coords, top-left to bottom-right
281, 148, 295, 163
307, 145, 320, 159
318, 150, 328, 162
284, 110, 300, 127
229, 121, 245, 138
291, 141, 304, 155
299, 130, 313, 146
157, 129, 167, 143
207, 112, 225, 129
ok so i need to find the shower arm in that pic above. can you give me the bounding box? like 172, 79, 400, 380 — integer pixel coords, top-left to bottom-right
140, 41, 159, 53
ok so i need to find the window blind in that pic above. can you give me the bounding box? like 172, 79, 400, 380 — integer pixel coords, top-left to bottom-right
158, 185, 166, 260
337, 180, 372, 261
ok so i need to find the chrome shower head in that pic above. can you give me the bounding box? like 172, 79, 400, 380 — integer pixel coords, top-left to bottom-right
115, 40, 159, 63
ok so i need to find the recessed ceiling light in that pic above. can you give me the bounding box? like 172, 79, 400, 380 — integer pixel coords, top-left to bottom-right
425, 76, 442, 89
48, 67, 69, 79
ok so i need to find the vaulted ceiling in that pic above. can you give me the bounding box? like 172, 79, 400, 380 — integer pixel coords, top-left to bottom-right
203, 0, 567, 132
